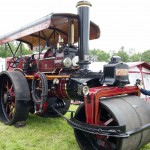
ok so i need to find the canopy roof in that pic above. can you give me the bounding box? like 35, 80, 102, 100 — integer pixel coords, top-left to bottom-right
0, 13, 100, 50
127, 62, 150, 70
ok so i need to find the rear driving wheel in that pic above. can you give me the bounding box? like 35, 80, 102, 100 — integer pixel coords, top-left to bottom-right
0, 71, 30, 125
74, 103, 120, 150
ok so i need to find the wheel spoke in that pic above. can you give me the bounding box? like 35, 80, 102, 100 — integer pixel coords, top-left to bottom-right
5, 102, 15, 119
5, 103, 10, 114
2, 80, 15, 119
5, 81, 9, 90
104, 118, 114, 126
10, 84, 13, 92
9, 103, 15, 118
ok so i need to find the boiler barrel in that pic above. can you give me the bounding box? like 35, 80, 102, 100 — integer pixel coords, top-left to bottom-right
101, 95, 150, 150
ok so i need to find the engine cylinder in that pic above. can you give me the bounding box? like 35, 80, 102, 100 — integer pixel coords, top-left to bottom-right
53, 78, 83, 101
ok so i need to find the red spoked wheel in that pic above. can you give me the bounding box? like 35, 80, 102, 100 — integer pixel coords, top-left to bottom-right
3, 80, 15, 119
74, 103, 120, 150
0, 71, 30, 125
32, 72, 48, 114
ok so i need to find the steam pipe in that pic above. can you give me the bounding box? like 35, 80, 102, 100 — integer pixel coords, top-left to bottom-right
76, 1, 92, 69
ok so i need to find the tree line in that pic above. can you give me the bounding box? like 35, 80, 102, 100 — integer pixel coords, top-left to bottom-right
89, 47, 150, 63
0, 43, 150, 63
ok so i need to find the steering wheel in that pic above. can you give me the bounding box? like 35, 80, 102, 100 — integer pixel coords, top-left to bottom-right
9, 57, 20, 68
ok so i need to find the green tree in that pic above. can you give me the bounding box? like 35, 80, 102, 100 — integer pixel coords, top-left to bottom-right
0, 42, 31, 58
89, 49, 110, 62
141, 50, 150, 63
21, 43, 32, 55
89, 48, 97, 56
130, 53, 141, 62
15, 42, 32, 56
0, 43, 14, 57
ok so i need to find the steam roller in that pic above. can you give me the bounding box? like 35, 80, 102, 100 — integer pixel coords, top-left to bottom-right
0, 0, 150, 150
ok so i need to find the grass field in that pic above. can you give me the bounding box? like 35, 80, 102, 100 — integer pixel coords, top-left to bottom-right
0, 105, 149, 150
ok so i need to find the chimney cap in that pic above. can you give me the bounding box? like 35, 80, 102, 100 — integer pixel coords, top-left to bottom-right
76, 1, 92, 8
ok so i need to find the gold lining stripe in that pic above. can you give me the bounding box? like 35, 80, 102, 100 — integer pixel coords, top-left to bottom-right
25, 75, 70, 80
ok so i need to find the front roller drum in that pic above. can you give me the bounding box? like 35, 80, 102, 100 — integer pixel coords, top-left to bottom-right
74, 95, 150, 150
0, 71, 30, 125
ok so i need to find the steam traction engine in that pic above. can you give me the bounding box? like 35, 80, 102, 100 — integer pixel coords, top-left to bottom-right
0, 1, 150, 150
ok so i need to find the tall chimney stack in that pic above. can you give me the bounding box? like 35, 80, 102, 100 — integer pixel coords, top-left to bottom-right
76, 1, 92, 69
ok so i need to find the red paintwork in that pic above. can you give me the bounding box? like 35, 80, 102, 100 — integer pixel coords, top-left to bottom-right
36, 101, 49, 114
6, 48, 66, 73
48, 78, 71, 100
39, 59, 55, 72
84, 86, 140, 125
127, 62, 150, 70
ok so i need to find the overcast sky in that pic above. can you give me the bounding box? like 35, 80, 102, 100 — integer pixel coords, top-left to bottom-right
1, 0, 150, 53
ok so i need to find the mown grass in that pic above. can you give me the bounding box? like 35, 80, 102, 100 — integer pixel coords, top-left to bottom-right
0, 105, 79, 150
0, 104, 149, 150
141, 144, 150, 150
